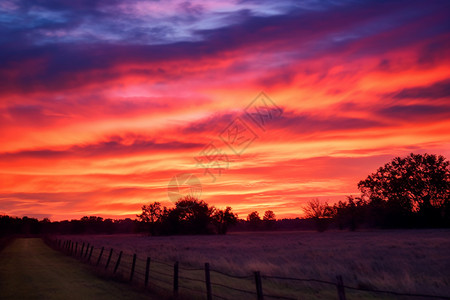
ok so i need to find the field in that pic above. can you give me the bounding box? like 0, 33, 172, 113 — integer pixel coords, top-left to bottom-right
62, 229, 450, 299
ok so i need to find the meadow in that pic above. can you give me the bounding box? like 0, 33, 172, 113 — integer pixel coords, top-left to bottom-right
63, 229, 450, 299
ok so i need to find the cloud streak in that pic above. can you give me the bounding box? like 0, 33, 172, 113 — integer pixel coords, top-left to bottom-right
0, 0, 449, 220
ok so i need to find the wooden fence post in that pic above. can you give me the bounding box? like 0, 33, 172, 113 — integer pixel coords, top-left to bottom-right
254, 271, 264, 300
80, 242, 85, 258
114, 251, 123, 274
145, 257, 151, 287
96, 247, 104, 266
84, 243, 90, 258
173, 261, 179, 298
105, 248, 114, 270
88, 246, 94, 262
205, 263, 212, 300
336, 275, 346, 300
75, 242, 78, 256
130, 254, 137, 282
70, 241, 74, 255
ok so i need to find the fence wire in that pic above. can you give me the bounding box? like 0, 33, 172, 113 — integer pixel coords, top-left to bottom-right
48, 238, 450, 300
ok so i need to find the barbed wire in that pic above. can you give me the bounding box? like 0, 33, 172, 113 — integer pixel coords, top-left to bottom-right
50, 238, 450, 300
210, 281, 257, 295
262, 275, 335, 285
343, 285, 450, 299
178, 275, 206, 284
264, 293, 296, 300
210, 268, 254, 279
179, 266, 204, 272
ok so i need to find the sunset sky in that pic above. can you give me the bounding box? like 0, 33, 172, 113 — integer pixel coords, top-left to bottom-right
1, 0, 449, 221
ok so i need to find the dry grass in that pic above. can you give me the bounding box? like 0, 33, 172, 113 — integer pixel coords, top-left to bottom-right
63, 229, 450, 299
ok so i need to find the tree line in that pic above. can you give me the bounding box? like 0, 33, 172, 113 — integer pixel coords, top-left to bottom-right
136, 196, 238, 235
303, 153, 450, 231
0, 216, 137, 236
1, 153, 448, 236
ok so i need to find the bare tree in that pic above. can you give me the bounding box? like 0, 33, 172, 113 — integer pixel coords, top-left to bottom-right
303, 198, 334, 232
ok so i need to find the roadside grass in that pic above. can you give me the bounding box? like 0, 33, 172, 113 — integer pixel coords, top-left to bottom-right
0, 238, 153, 300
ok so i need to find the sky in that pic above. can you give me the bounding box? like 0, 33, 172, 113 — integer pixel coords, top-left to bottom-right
0, 0, 449, 221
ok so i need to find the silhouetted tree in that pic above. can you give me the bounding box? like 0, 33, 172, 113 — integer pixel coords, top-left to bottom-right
137, 202, 163, 235
247, 211, 261, 230
212, 207, 238, 234
358, 153, 450, 227
158, 196, 215, 235
333, 196, 367, 231
303, 199, 334, 232
176, 196, 214, 234
263, 210, 276, 229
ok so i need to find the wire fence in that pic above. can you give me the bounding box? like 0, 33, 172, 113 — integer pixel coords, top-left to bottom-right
45, 237, 450, 300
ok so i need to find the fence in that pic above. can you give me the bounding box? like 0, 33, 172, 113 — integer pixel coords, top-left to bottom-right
46, 238, 450, 300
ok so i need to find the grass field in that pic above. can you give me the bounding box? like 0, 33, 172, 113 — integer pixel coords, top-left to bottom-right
62, 229, 450, 299
0, 238, 152, 300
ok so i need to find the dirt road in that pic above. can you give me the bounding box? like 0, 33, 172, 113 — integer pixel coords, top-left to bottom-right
0, 238, 150, 300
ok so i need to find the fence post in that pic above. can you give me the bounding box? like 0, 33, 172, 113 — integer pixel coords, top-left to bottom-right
96, 247, 104, 266
70, 241, 74, 255
254, 271, 264, 300
75, 242, 78, 256
114, 251, 123, 274
105, 248, 114, 270
336, 275, 346, 300
80, 242, 85, 258
173, 261, 179, 298
88, 246, 94, 262
145, 257, 151, 287
130, 254, 137, 282
84, 243, 90, 258
205, 263, 212, 300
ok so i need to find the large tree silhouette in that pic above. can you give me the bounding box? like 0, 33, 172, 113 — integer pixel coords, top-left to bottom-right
358, 153, 450, 226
